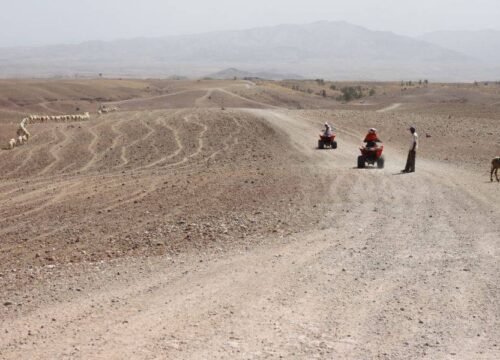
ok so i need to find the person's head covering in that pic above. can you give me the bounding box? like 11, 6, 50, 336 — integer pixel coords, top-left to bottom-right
369, 128, 377, 134
409, 126, 416, 132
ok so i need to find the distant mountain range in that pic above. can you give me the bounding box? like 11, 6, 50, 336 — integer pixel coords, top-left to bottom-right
420, 29, 500, 64
1, 21, 499, 81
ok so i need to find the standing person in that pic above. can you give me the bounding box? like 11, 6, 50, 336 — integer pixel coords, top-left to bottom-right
402, 126, 418, 173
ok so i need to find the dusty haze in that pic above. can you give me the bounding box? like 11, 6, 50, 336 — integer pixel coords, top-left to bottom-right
1, 0, 499, 47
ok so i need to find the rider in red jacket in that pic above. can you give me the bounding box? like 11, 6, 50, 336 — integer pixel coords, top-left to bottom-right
364, 128, 381, 147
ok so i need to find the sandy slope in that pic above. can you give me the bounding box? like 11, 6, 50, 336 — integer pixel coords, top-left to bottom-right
1, 101, 498, 359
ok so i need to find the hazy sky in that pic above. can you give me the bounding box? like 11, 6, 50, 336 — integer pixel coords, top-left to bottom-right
1, 0, 499, 47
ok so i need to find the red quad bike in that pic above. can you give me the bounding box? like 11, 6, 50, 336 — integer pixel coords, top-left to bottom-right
358, 144, 385, 169
318, 133, 338, 149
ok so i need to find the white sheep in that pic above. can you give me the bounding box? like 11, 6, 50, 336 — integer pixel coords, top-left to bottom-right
16, 135, 24, 146
17, 124, 30, 140
8, 138, 16, 149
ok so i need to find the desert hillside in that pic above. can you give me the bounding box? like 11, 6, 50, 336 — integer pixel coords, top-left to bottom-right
0, 79, 498, 359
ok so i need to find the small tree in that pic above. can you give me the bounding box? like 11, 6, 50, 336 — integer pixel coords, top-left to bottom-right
369, 88, 376, 96
330, 84, 337, 90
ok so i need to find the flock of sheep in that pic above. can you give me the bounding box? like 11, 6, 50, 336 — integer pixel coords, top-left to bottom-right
98, 106, 118, 114
6, 112, 90, 150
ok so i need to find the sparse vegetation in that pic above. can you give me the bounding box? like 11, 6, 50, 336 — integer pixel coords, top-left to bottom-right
338, 86, 364, 102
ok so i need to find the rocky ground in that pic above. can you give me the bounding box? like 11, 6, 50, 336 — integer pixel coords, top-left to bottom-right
0, 79, 498, 359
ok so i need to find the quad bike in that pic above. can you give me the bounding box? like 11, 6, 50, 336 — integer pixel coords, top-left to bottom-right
318, 133, 338, 149
358, 144, 385, 169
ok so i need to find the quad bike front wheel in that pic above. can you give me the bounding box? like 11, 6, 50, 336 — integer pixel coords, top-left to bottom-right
318, 140, 324, 149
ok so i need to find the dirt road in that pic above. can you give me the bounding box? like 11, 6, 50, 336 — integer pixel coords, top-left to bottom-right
377, 103, 402, 113
1, 107, 498, 359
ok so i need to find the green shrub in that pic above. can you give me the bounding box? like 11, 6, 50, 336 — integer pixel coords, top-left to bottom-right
338, 86, 363, 102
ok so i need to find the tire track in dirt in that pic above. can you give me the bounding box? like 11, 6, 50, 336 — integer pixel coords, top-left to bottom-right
0, 182, 80, 230
102, 176, 164, 213
194, 89, 215, 108
216, 88, 281, 109
140, 111, 185, 169
37, 124, 78, 176
143, 115, 162, 161
142, 113, 207, 170
117, 112, 157, 169
83, 117, 128, 172
184, 114, 208, 160
377, 103, 402, 113
35, 126, 70, 176
207, 113, 243, 162
78, 121, 105, 173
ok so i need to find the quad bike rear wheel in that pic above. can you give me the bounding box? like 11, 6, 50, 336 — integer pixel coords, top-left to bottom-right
357, 155, 365, 168
318, 140, 324, 149
332, 141, 338, 149
377, 155, 385, 169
